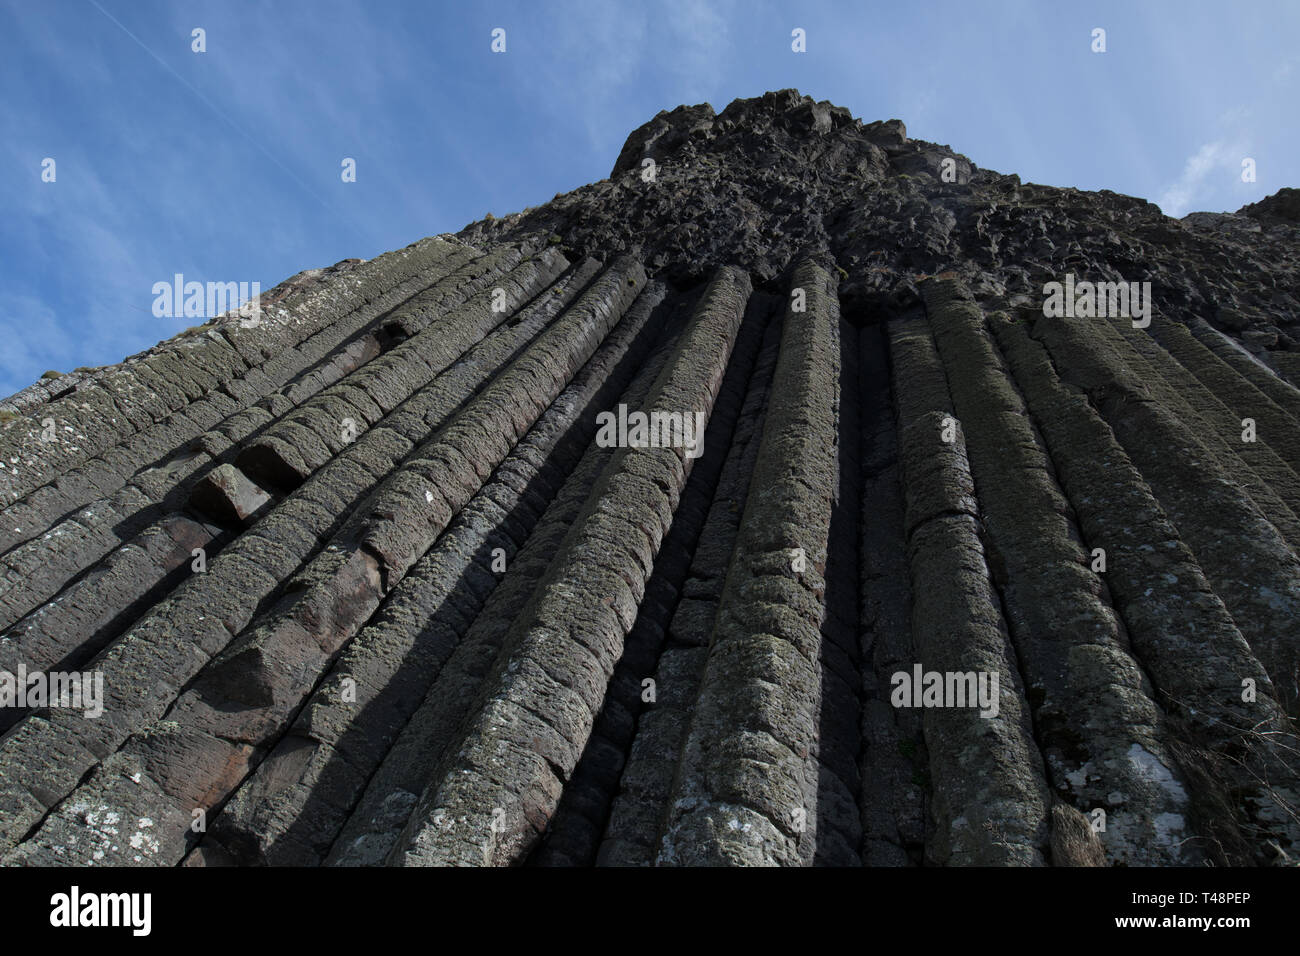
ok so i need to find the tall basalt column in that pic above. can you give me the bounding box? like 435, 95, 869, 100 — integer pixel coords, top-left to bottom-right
887, 315, 1052, 867
1079, 311, 1300, 555
856, 321, 923, 866
389, 266, 753, 866
993, 314, 1300, 862
0, 259, 648, 865
596, 309, 783, 867
1031, 315, 1300, 718
198, 279, 667, 866
0, 237, 472, 510
656, 260, 841, 867
1148, 317, 1300, 484
235, 249, 570, 490
327, 296, 691, 867
529, 289, 776, 866
922, 279, 1199, 865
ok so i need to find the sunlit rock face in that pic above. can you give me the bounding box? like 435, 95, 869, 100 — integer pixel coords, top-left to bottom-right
1, 90, 1298, 868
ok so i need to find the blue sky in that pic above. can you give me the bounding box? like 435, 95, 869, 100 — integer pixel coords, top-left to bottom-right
2, 0, 1297, 396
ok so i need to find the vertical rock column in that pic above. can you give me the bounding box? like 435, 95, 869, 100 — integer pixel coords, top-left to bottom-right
326, 291, 691, 867
922, 279, 1198, 865
197, 279, 667, 865
656, 260, 841, 866
1031, 315, 1300, 718
993, 313, 1300, 862
596, 307, 784, 867
0, 259, 647, 866
389, 266, 754, 866
856, 321, 924, 866
530, 289, 777, 866
888, 313, 1052, 867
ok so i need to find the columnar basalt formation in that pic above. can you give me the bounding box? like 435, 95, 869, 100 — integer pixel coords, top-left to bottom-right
2, 90, 1299, 867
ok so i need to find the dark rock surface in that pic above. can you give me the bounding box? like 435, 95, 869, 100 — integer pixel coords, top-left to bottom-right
1, 90, 1298, 867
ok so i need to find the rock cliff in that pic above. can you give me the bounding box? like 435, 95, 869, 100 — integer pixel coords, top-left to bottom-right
1, 90, 1298, 867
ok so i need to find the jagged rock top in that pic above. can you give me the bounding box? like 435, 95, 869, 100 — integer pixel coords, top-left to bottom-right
461, 89, 1297, 373
1239, 186, 1300, 225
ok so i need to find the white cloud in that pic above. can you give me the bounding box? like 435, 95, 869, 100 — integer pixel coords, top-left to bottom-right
1156, 139, 1249, 217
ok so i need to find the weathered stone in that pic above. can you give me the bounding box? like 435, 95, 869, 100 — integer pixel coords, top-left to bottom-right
3, 89, 1298, 871
188, 464, 271, 527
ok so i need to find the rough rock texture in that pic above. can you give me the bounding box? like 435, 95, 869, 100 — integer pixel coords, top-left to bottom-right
2, 90, 1299, 867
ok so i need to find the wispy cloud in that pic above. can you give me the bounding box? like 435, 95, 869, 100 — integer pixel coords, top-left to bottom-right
0, 128, 168, 393
1156, 139, 1250, 217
